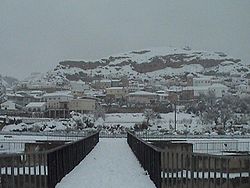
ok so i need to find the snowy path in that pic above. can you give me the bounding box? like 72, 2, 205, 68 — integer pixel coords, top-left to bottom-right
56, 138, 156, 188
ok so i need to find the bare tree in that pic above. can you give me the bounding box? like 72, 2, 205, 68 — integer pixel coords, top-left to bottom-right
94, 104, 105, 121
143, 108, 160, 126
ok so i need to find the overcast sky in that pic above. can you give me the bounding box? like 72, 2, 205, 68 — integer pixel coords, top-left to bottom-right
1, 0, 250, 79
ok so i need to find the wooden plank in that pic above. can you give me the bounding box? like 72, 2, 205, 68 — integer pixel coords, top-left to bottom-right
33, 153, 37, 188
220, 157, 222, 188
22, 154, 26, 188
161, 152, 165, 188
28, 154, 31, 188
181, 153, 183, 188
11, 156, 15, 188
208, 156, 211, 188
239, 158, 242, 186
17, 155, 20, 188
0, 156, 2, 188
166, 151, 170, 188
226, 158, 229, 188
191, 155, 194, 188
214, 157, 217, 188
44, 154, 47, 188
5, 157, 8, 188
202, 156, 204, 188
38, 153, 42, 188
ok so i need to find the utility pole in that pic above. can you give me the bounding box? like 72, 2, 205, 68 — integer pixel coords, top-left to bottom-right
174, 102, 177, 131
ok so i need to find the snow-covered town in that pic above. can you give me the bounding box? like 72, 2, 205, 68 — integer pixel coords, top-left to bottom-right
0, 51, 250, 187
1, 1, 250, 188
0, 64, 250, 136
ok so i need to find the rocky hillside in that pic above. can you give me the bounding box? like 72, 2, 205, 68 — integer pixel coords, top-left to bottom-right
26, 47, 250, 83
0, 75, 18, 88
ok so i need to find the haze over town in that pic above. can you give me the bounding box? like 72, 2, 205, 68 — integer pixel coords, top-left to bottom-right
1, 0, 250, 79
0, 1, 250, 188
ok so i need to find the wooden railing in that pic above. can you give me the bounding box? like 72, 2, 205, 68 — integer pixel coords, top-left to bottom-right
0, 132, 99, 188
127, 131, 161, 188
127, 131, 250, 188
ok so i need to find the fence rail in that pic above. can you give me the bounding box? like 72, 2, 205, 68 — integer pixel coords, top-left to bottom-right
2, 130, 250, 140
127, 131, 250, 188
0, 132, 99, 188
135, 131, 250, 140
192, 141, 250, 155
127, 131, 161, 188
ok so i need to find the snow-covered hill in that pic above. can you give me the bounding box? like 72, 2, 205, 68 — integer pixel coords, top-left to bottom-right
25, 47, 250, 83
0, 75, 18, 88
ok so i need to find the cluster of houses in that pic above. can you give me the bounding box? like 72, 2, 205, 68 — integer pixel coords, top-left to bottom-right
0, 73, 249, 119
0, 80, 6, 104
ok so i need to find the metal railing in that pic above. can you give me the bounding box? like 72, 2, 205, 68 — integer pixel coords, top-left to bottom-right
135, 130, 250, 140
192, 141, 250, 155
0, 132, 99, 188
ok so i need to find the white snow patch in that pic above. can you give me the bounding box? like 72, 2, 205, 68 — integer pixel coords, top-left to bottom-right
56, 138, 156, 188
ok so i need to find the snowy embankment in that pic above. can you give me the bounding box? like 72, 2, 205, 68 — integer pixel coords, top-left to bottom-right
1, 112, 94, 132
102, 112, 202, 132
56, 138, 156, 188
1, 112, 204, 135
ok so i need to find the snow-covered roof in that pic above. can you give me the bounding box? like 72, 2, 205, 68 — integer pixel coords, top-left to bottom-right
184, 84, 228, 91
183, 86, 209, 91
30, 90, 44, 94
26, 102, 46, 108
129, 91, 157, 96
70, 80, 86, 84
210, 83, 228, 89
193, 77, 212, 81
106, 87, 125, 90
6, 93, 23, 97
43, 91, 73, 98
157, 93, 169, 97
1, 100, 16, 105
156, 90, 165, 94
111, 79, 120, 82
167, 86, 182, 92
100, 79, 112, 83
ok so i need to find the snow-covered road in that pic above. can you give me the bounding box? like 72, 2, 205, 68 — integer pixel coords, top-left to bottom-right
56, 138, 156, 188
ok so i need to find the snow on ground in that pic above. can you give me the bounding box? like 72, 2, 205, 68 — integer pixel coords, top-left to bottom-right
1, 121, 71, 132
2, 112, 203, 134
0, 142, 25, 153
145, 137, 250, 155
101, 112, 203, 133
38, 46, 250, 83
56, 138, 156, 188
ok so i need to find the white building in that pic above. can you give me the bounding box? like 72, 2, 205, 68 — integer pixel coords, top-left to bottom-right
127, 91, 158, 106
193, 77, 213, 87
26, 102, 46, 112
68, 97, 97, 113
70, 80, 90, 96
42, 91, 73, 102
0, 101, 19, 111
105, 87, 128, 99
208, 83, 228, 98
185, 83, 228, 98
29, 90, 45, 98
156, 91, 169, 103
92, 79, 112, 89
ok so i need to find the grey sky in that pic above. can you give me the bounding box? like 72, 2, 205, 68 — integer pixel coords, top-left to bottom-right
0, 0, 250, 79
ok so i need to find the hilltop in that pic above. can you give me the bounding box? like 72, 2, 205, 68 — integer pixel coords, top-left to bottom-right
24, 47, 250, 84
